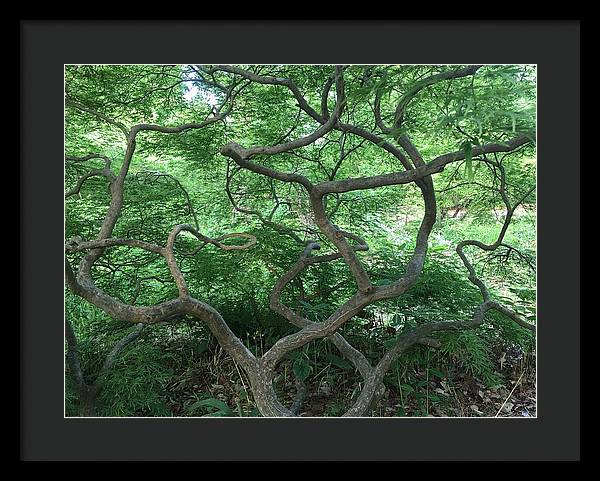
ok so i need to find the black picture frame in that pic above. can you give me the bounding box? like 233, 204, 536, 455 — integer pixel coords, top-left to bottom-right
20, 20, 580, 461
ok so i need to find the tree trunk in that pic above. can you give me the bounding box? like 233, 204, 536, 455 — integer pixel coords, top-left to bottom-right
77, 384, 100, 417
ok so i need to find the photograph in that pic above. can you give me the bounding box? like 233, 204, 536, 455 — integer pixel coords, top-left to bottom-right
64, 64, 538, 419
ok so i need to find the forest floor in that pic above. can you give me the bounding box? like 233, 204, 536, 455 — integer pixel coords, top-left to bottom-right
162, 338, 536, 418
296, 348, 536, 418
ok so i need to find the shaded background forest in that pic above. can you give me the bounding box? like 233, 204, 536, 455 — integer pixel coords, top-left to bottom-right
65, 65, 536, 417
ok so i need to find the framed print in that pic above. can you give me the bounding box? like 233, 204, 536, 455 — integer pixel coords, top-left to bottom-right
20, 20, 580, 461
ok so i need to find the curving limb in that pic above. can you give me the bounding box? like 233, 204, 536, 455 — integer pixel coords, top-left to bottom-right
269, 242, 373, 377
375, 65, 483, 132
456, 158, 536, 308
65, 154, 116, 199
66, 65, 536, 417
65, 93, 263, 382
225, 163, 306, 245
218, 65, 534, 415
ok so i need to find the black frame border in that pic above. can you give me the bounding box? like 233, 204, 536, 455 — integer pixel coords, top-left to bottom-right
20, 20, 580, 461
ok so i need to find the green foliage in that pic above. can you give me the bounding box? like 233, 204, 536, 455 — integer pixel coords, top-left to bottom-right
96, 345, 173, 417
64, 377, 81, 417
292, 357, 313, 381
65, 64, 536, 417
184, 397, 234, 417
438, 331, 500, 387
